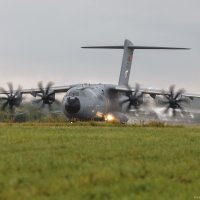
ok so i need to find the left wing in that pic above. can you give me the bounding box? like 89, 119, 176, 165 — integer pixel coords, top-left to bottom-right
114, 85, 200, 117
114, 85, 200, 99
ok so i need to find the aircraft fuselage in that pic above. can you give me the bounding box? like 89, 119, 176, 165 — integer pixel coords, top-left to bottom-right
62, 84, 121, 121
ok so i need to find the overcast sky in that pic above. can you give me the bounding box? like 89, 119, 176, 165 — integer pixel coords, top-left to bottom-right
0, 0, 199, 93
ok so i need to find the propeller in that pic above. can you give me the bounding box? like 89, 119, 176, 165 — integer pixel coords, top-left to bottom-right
0, 82, 23, 112
159, 85, 189, 117
120, 84, 143, 111
33, 81, 60, 110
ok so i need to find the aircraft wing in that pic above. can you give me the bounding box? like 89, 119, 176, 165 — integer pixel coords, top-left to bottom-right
22, 85, 74, 96
0, 84, 77, 96
114, 86, 200, 99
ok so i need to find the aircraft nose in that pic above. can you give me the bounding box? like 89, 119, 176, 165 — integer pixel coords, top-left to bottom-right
65, 97, 81, 114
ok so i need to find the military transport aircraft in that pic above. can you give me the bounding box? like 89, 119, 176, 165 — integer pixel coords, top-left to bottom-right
0, 39, 199, 123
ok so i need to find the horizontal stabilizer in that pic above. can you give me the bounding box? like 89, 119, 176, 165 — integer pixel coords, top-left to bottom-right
81, 45, 190, 50
82, 39, 190, 86
82, 46, 124, 49
129, 46, 190, 50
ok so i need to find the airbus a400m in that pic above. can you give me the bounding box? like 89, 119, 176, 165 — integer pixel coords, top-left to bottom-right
0, 39, 199, 123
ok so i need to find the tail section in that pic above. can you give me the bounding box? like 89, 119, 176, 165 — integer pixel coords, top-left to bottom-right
82, 39, 134, 86
82, 40, 189, 86
118, 39, 133, 86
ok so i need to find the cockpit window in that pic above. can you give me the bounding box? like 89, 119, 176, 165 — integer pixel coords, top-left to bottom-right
69, 91, 79, 96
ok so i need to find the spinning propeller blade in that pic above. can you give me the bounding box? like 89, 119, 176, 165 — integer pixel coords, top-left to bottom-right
0, 82, 23, 112
32, 81, 60, 111
159, 85, 190, 117
120, 84, 144, 111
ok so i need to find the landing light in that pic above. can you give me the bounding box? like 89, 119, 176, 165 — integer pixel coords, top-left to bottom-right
96, 112, 116, 122
104, 114, 115, 122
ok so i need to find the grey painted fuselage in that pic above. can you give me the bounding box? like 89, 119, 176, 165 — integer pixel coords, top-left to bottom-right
62, 84, 122, 120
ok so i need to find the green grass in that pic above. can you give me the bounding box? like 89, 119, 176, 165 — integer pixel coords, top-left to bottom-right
0, 123, 200, 200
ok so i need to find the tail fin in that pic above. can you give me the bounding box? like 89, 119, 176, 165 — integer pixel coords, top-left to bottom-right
118, 39, 133, 86
82, 40, 190, 86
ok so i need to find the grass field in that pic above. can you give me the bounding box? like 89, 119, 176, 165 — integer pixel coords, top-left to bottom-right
0, 122, 200, 200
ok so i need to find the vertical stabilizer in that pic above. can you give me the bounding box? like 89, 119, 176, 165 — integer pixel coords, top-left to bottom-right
118, 39, 134, 86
